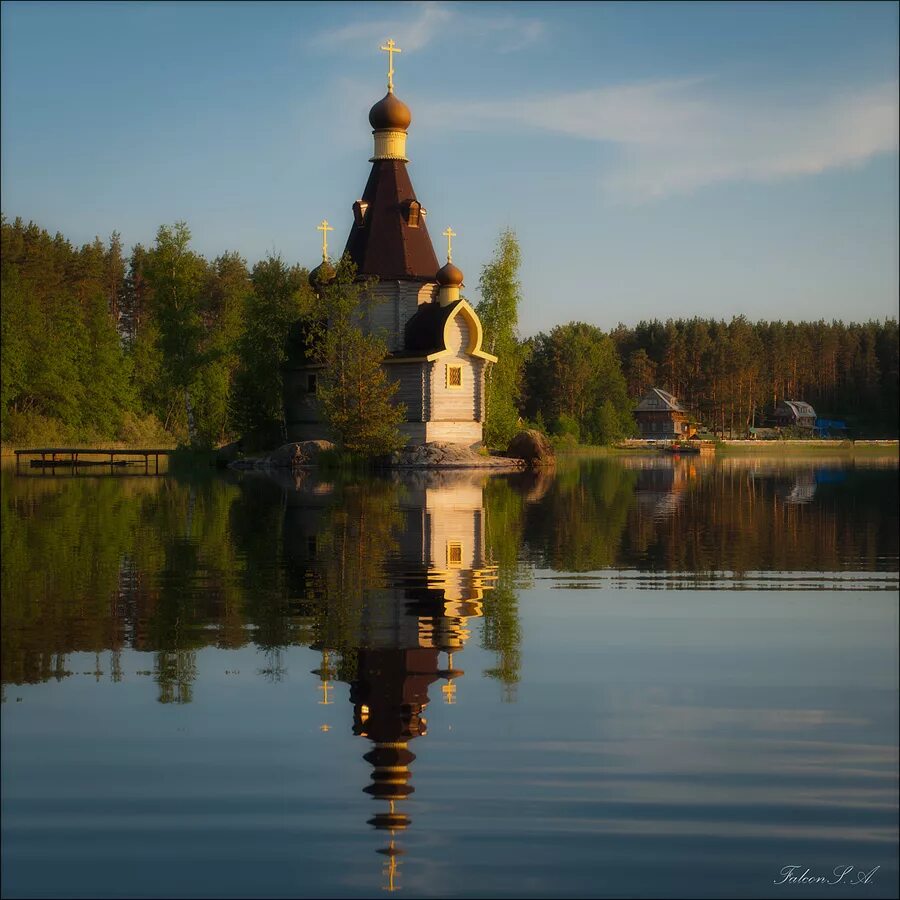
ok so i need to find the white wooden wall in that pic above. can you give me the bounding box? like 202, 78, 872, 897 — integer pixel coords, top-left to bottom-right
365, 281, 438, 351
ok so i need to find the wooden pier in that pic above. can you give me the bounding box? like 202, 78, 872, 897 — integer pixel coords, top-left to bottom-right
14, 448, 175, 475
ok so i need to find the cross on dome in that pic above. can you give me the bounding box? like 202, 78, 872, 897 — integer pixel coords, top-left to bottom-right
317, 219, 333, 262
380, 39, 402, 93
442, 227, 456, 263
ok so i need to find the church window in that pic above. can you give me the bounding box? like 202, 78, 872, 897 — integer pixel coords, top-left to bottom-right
446, 365, 462, 388
447, 541, 463, 567
352, 200, 368, 226
306, 373, 317, 394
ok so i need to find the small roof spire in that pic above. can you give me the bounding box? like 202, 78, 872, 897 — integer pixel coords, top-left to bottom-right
380, 38, 402, 93
442, 227, 456, 264
316, 219, 333, 263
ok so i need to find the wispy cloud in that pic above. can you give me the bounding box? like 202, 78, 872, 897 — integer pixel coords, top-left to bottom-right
422, 78, 899, 200
314, 1, 545, 55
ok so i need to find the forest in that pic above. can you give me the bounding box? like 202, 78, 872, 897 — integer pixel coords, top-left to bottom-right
1, 215, 897, 448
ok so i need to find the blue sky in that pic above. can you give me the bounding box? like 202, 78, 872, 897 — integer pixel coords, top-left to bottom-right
2, 1, 897, 334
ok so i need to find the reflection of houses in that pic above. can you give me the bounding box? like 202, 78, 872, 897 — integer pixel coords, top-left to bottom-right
632, 459, 697, 519
283, 471, 496, 892
772, 400, 816, 429
634, 388, 697, 439
784, 471, 817, 505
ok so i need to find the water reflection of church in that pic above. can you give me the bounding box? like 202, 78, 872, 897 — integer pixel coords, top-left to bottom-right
283, 472, 498, 891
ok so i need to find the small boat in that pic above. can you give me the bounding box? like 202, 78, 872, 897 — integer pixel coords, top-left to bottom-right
664, 443, 701, 455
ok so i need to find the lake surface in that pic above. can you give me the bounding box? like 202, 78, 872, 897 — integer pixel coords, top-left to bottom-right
2, 454, 898, 898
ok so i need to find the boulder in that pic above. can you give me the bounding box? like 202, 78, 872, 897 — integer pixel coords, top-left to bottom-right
506, 430, 555, 467
215, 439, 243, 468
266, 440, 334, 469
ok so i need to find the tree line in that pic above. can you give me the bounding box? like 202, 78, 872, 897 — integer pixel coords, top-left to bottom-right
609, 316, 899, 437
2, 214, 897, 449
1, 215, 315, 448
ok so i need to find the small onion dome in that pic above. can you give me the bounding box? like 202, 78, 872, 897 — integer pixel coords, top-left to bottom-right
436, 261, 463, 287
364, 747, 416, 768
369, 92, 412, 131
364, 781, 415, 800
368, 813, 411, 831
308, 260, 335, 288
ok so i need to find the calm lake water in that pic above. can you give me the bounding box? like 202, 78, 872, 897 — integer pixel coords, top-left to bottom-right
2, 454, 898, 898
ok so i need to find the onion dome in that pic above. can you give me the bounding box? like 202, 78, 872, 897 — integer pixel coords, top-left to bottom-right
369, 92, 412, 131
368, 812, 411, 831
364, 746, 416, 768
363, 781, 414, 801
308, 260, 335, 288
436, 261, 463, 287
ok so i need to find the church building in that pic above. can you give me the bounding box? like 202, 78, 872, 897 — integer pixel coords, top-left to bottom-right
283, 40, 496, 448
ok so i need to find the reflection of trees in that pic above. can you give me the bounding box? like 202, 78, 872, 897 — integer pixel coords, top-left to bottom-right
481, 476, 529, 697
618, 461, 899, 575
523, 460, 637, 572
8, 456, 890, 700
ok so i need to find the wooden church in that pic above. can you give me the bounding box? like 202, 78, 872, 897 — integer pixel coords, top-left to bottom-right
283, 40, 496, 449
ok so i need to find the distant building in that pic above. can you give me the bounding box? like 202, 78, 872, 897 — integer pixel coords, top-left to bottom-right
634, 388, 697, 439
814, 418, 848, 438
773, 400, 817, 429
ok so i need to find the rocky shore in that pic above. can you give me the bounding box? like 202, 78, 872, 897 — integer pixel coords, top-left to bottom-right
386, 442, 523, 469
226, 431, 553, 472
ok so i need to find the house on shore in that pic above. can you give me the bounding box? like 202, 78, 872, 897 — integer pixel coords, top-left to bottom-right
282, 43, 496, 449
772, 400, 816, 430
634, 388, 697, 440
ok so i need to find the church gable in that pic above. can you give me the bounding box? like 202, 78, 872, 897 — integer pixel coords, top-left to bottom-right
399, 300, 497, 363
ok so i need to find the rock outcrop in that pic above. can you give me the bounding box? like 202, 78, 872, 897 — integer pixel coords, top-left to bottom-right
229, 440, 334, 471
385, 442, 524, 469
506, 430, 555, 467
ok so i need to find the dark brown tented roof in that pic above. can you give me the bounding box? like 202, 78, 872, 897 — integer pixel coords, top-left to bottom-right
343, 160, 440, 281
400, 299, 462, 355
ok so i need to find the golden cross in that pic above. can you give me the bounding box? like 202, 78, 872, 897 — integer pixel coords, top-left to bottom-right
442, 226, 456, 263
316, 219, 333, 262
380, 38, 402, 93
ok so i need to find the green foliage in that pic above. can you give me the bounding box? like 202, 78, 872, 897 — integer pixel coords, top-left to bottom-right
552, 412, 580, 440
3, 215, 896, 448
610, 316, 900, 437
476, 230, 529, 448
481, 476, 530, 698
306, 256, 407, 456
625, 348, 656, 400
524, 322, 634, 445
232, 255, 311, 439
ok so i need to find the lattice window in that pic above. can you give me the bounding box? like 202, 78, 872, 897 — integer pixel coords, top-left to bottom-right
447, 541, 463, 567
446, 365, 462, 389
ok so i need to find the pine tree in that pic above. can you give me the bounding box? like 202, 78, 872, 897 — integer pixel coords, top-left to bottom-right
307, 257, 406, 456
232, 255, 311, 440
